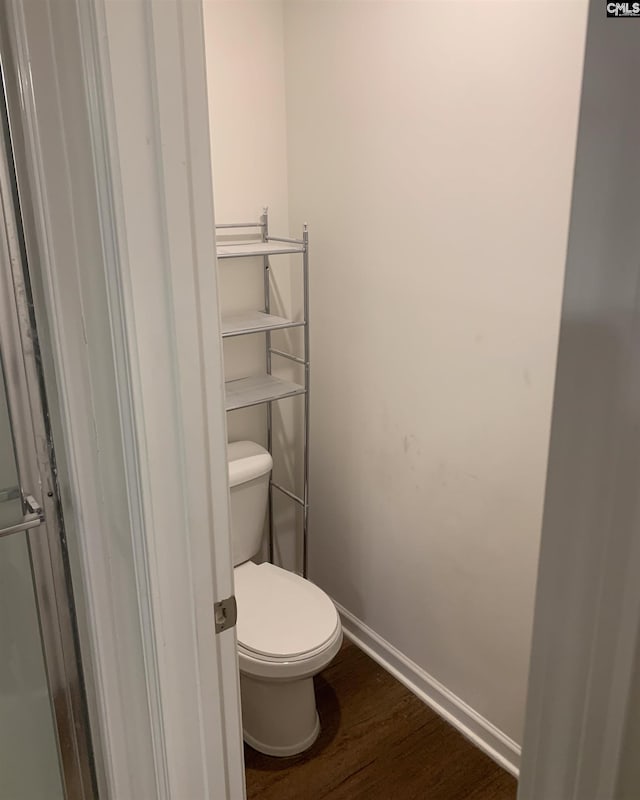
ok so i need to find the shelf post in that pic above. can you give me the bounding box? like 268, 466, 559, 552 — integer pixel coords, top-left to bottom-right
302, 223, 310, 579
262, 207, 275, 565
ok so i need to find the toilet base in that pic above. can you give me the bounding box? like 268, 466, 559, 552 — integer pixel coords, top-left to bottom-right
240, 672, 320, 757
243, 713, 320, 758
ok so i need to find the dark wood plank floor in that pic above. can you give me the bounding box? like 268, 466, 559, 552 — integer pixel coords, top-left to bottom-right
245, 640, 517, 800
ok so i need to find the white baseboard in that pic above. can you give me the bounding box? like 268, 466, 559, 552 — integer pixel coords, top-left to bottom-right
334, 601, 521, 778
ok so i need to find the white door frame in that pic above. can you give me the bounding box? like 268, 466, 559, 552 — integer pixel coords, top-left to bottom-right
1, 1, 245, 798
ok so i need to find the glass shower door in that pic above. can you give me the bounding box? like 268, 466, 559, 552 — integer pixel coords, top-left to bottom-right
0, 360, 65, 800
0, 70, 96, 797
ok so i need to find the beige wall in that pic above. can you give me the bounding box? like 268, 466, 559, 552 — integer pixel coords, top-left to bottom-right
205, 0, 587, 747
204, 0, 302, 568
204, 0, 290, 410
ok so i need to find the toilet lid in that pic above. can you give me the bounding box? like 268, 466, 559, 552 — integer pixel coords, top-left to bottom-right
234, 562, 339, 660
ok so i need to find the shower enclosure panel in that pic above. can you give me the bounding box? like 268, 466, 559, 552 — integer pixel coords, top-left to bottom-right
0, 81, 96, 800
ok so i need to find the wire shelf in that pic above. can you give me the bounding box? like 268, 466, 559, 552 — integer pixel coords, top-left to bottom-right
224, 374, 305, 411
221, 311, 304, 338
217, 241, 304, 259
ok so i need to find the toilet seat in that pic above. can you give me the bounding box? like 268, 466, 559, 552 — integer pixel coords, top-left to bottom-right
234, 561, 342, 679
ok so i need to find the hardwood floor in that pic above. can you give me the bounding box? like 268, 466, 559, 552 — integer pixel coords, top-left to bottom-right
244, 640, 517, 800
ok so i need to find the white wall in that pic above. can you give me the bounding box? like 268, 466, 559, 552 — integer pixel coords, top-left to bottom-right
204, 0, 587, 751
204, 0, 290, 445
204, 0, 302, 568
283, 0, 587, 745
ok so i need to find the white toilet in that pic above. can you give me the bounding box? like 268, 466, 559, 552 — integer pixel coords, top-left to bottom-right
228, 441, 343, 757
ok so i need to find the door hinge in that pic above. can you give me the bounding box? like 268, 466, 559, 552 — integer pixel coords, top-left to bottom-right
214, 595, 237, 634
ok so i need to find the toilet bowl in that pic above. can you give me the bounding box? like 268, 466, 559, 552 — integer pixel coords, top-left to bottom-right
228, 441, 343, 757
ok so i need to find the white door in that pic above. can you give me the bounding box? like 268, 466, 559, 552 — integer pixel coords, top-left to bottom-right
2, 0, 246, 797
519, 4, 640, 799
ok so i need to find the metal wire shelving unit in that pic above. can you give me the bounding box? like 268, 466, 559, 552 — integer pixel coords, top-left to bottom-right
216, 208, 310, 578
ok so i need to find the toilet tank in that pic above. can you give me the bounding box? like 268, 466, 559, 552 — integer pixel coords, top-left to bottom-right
228, 441, 272, 566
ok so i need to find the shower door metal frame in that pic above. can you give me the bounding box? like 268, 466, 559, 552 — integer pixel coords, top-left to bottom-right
0, 70, 97, 800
